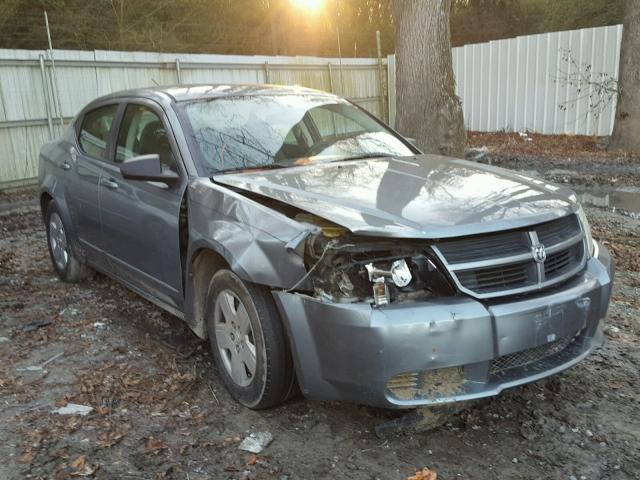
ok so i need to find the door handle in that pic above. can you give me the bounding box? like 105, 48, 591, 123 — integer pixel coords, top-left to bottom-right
59, 161, 71, 171
100, 178, 119, 190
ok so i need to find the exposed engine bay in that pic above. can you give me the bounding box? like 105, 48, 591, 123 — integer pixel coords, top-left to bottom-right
295, 214, 455, 305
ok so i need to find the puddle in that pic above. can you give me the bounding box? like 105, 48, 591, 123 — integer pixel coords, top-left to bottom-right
574, 186, 640, 216
508, 167, 640, 216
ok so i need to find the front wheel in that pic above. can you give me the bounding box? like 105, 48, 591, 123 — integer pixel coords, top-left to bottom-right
205, 270, 295, 409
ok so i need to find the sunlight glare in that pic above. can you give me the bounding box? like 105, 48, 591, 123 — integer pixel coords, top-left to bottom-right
289, 0, 325, 14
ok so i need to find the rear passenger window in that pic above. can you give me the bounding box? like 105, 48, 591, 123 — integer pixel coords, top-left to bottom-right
78, 105, 118, 159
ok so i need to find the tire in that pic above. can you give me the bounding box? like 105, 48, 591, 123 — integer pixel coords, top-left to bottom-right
45, 201, 91, 282
205, 269, 295, 409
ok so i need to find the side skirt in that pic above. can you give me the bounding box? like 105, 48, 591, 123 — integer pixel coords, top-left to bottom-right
87, 261, 186, 321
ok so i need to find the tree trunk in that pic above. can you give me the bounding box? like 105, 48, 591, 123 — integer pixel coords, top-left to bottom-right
610, 0, 640, 151
393, 0, 466, 157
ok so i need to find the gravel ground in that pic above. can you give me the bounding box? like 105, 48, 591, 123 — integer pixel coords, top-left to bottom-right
1, 172, 639, 479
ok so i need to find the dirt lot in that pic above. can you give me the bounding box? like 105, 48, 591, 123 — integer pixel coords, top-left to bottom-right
1, 149, 639, 479
468, 132, 640, 187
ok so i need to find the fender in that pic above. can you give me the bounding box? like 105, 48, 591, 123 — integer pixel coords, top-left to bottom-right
183, 178, 317, 337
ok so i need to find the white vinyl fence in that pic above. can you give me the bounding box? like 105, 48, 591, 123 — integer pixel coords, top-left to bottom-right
0, 24, 624, 187
451, 24, 623, 136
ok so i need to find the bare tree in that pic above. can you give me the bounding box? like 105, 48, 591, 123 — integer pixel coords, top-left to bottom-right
610, 0, 640, 151
554, 48, 618, 125
393, 0, 465, 157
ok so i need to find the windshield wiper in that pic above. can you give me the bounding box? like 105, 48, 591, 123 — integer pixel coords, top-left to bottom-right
211, 163, 290, 175
331, 153, 395, 162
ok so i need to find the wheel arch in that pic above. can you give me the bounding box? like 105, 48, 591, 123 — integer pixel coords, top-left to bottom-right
39, 187, 81, 253
185, 244, 234, 339
40, 191, 54, 221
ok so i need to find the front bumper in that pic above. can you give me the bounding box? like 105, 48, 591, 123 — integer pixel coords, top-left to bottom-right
273, 244, 614, 409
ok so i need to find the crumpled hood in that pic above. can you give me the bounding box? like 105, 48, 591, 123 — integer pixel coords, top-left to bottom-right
213, 154, 579, 239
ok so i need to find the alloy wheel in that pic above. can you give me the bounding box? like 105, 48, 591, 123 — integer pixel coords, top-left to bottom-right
213, 289, 257, 387
48, 212, 69, 271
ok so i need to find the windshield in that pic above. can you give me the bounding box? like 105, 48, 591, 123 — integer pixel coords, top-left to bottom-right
180, 94, 414, 174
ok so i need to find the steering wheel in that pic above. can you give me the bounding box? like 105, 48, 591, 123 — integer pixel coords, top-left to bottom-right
303, 132, 362, 157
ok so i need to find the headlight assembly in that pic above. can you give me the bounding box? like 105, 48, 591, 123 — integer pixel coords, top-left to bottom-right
364, 256, 454, 306
576, 205, 596, 258
365, 259, 413, 288
301, 233, 455, 305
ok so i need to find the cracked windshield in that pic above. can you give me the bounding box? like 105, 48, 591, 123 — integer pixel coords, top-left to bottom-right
182, 94, 414, 174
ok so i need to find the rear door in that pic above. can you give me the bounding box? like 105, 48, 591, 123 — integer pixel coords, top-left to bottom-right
97, 100, 187, 309
68, 103, 120, 267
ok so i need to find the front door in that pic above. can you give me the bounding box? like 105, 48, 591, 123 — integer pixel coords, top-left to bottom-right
98, 101, 186, 309
68, 103, 119, 268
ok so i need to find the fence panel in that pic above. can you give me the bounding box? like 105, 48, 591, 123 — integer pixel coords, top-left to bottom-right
451, 25, 623, 136
387, 24, 622, 135
0, 50, 386, 185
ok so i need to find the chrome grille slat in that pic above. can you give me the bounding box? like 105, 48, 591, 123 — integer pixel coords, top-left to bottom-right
447, 252, 535, 271
544, 232, 584, 254
433, 214, 586, 299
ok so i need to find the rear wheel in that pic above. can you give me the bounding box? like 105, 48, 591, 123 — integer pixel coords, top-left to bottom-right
205, 270, 295, 409
45, 201, 91, 282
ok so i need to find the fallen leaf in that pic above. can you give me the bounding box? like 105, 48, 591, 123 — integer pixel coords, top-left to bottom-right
70, 455, 86, 470
146, 436, 168, 455
408, 467, 438, 480
69, 455, 98, 477
247, 454, 258, 465
97, 430, 124, 448
224, 464, 240, 472
17, 451, 34, 463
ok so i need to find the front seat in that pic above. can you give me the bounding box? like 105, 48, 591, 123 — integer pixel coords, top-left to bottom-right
137, 121, 175, 171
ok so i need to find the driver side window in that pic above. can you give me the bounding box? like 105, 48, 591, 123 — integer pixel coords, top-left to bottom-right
116, 104, 177, 172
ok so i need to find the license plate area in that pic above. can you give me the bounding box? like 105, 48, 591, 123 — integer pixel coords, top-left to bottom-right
489, 295, 591, 357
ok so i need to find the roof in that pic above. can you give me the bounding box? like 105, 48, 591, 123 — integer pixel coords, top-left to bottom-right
94, 84, 335, 104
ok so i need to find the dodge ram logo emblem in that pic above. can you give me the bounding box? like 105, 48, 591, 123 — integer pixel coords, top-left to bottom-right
532, 244, 547, 263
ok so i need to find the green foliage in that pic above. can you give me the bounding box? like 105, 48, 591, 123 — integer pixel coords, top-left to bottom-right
450, 0, 624, 46
537, 0, 624, 33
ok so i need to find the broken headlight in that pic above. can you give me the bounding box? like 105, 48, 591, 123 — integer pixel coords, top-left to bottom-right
303, 233, 455, 305
365, 259, 413, 288
364, 255, 455, 306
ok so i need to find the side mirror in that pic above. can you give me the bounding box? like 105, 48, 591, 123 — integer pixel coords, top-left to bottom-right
120, 154, 179, 185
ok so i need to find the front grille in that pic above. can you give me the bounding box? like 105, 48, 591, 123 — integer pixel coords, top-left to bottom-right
489, 334, 576, 375
456, 262, 534, 293
545, 242, 583, 279
436, 231, 530, 264
537, 214, 581, 245
433, 214, 586, 298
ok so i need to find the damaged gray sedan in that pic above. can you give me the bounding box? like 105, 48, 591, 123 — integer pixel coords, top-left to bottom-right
39, 84, 614, 409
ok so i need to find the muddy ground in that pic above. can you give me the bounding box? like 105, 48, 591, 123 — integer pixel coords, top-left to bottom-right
1, 151, 639, 479
468, 132, 640, 188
